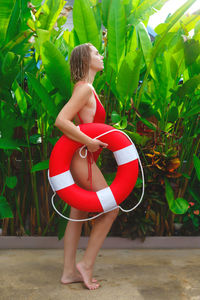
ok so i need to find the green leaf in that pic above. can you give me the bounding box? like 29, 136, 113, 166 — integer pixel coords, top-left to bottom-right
2, 29, 33, 56
168, 106, 178, 123
117, 49, 142, 99
101, 0, 112, 28
170, 197, 189, 214
177, 74, 200, 98
184, 39, 200, 66
26, 72, 57, 117
193, 155, 200, 181
104, 173, 116, 186
165, 0, 197, 31
111, 111, 121, 123
73, 0, 101, 50
1, 52, 20, 89
12, 80, 27, 115
183, 105, 200, 119
31, 160, 49, 173
0, 196, 13, 219
188, 187, 200, 204
41, 41, 71, 99
136, 22, 152, 67
35, 0, 65, 31
113, 116, 127, 130
165, 178, 174, 207
131, 0, 168, 26
170, 56, 178, 80
6, 176, 17, 189
124, 130, 150, 146
31, 0, 43, 7
138, 117, 156, 131
57, 207, 70, 240
107, 0, 126, 72
0, 0, 16, 45
165, 179, 189, 214
5, 0, 20, 43
0, 138, 21, 151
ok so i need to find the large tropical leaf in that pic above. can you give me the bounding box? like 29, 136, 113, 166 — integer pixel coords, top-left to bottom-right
117, 49, 142, 100
73, 0, 101, 50
26, 72, 57, 117
41, 41, 71, 99
136, 22, 152, 67
130, 0, 169, 25
1, 51, 20, 89
193, 155, 200, 181
101, 0, 112, 28
35, 0, 65, 31
0, 0, 16, 45
5, 0, 20, 43
165, 178, 189, 214
107, 0, 126, 72
0, 196, 13, 219
177, 74, 200, 98
12, 80, 27, 116
1, 30, 32, 57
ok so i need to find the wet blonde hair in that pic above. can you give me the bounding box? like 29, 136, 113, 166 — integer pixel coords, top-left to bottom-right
70, 43, 93, 83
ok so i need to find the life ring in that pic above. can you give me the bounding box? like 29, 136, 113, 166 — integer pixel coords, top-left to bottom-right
48, 123, 139, 212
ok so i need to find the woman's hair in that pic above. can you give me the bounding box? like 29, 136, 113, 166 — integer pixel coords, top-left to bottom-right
70, 43, 93, 83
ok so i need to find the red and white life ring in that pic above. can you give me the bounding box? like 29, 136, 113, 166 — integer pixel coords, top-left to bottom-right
48, 123, 139, 212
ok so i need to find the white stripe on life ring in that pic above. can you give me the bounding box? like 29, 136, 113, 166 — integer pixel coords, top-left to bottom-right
49, 170, 74, 191
96, 187, 117, 211
113, 144, 138, 166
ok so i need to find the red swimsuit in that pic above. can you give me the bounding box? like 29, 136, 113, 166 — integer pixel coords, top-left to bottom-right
75, 82, 106, 190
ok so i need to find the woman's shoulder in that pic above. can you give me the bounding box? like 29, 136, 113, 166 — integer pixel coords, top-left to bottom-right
73, 81, 94, 96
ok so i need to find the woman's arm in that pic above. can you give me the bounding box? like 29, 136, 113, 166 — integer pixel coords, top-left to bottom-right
54, 84, 107, 152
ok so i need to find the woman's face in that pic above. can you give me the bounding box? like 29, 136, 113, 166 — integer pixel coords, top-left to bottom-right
89, 45, 104, 72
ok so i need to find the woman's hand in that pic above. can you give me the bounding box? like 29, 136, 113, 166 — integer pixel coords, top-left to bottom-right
86, 139, 108, 152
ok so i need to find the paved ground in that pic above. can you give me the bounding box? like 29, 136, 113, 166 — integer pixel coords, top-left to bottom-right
1, 249, 200, 300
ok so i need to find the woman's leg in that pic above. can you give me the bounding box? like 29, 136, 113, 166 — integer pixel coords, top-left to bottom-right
61, 152, 94, 284
61, 152, 119, 289
76, 162, 119, 290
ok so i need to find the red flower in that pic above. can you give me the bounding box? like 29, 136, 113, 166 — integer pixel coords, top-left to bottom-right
193, 210, 199, 215
189, 202, 195, 206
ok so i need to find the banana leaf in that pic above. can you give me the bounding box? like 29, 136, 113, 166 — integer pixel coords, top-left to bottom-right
26, 72, 57, 117
117, 49, 142, 100
0, 196, 13, 219
136, 22, 152, 67
193, 155, 200, 181
35, 0, 65, 31
101, 0, 112, 28
1, 30, 33, 57
130, 0, 169, 25
41, 41, 71, 99
0, 0, 16, 45
107, 0, 126, 72
73, 0, 101, 50
1, 52, 20, 89
12, 80, 27, 116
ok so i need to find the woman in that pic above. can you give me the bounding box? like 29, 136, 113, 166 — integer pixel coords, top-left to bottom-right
54, 43, 119, 290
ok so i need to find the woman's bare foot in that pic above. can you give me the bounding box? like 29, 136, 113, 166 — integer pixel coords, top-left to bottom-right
61, 271, 83, 284
76, 261, 100, 290
61, 270, 97, 285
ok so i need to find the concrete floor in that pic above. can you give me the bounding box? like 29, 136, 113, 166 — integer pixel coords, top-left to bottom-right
1, 249, 200, 300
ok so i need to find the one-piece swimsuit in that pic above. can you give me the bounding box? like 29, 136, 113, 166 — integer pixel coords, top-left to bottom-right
75, 81, 106, 190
